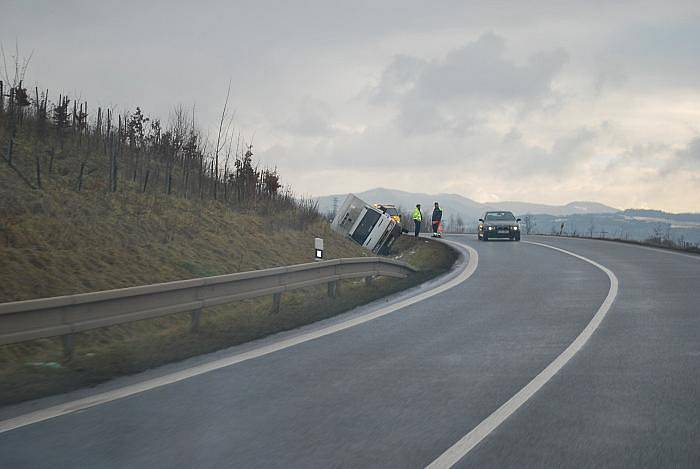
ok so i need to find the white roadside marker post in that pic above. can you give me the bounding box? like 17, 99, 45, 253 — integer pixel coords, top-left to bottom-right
314, 237, 324, 261
316, 237, 336, 297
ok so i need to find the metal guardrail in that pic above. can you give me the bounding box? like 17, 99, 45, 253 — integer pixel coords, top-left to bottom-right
0, 257, 415, 356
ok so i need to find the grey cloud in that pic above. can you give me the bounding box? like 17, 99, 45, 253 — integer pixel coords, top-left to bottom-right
261, 121, 487, 173
680, 138, 700, 163
279, 96, 336, 137
394, 100, 454, 135
4, 0, 700, 210
263, 121, 597, 182
372, 33, 568, 104
605, 142, 670, 174
371, 33, 568, 136
415, 33, 568, 102
613, 21, 700, 62
593, 58, 629, 95
637, 137, 700, 178
601, 19, 700, 89
370, 54, 424, 105
494, 127, 597, 177
502, 128, 522, 144
666, 137, 700, 173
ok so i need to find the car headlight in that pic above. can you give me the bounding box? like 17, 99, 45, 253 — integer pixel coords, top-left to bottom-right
487, 226, 494, 231
512, 226, 519, 230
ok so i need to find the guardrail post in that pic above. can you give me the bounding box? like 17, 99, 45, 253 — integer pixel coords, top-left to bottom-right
271, 293, 282, 314
0, 257, 415, 348
62, 334, 75, 361
327, 280, 338, 298
190, 309, 202, 333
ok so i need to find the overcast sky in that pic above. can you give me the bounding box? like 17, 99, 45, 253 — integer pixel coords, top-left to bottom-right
3, 1, 700, 211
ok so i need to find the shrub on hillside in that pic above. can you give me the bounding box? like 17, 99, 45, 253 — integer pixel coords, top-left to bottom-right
0, 75, 317, 223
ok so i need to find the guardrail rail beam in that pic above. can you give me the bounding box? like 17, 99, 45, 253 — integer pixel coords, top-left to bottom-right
0, 257, 416, 354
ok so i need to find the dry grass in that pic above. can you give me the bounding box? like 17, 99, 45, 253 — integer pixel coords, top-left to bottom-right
0, 97, 457, 406
0, 163, 367, 302
0, 236, 454, 406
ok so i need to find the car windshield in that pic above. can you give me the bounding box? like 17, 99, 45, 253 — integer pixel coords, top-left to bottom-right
485, 212, 516, 221
385, 207, 399, 217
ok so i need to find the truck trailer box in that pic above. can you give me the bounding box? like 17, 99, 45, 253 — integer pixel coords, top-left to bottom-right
331, 194, 401, 254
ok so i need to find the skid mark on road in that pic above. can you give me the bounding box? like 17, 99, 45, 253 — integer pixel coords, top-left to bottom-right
426, 240, 618, 469
0, 240, 478, 434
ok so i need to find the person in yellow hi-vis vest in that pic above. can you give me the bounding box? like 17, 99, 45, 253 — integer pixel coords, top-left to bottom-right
412, 204, 423, 238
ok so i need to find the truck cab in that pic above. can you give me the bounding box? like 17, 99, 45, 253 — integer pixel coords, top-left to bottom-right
372, 204, 401, 224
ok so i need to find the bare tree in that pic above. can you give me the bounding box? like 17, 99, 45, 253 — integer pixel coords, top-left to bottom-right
0, 41, 33, 88
523, 215, 536, 235
213, 80, 235, 200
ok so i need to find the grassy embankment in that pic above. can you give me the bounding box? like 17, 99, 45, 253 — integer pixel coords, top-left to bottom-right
0, 83, 457, 405
0, 177, 453, 405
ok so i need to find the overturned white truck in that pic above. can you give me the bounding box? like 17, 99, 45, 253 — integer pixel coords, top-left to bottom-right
331, 194, 403, 255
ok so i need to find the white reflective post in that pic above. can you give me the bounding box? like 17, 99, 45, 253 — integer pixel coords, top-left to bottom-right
314, 237, 324, 260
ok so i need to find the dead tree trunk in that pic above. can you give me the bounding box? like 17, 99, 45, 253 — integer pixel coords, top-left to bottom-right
110, 138, 118, 192
35, 155, 42, 189
142, 169, 150, 193
76, 162, 85, 192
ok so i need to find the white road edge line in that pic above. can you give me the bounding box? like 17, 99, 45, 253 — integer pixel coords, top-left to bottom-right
426, 240, 619, 469
534, 235, 700, 261
0, 239, 478, 434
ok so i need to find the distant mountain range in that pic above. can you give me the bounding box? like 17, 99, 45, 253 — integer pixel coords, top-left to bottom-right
315, 188, 700, 246
524, 210, 700, 245
315, 187, 619, 220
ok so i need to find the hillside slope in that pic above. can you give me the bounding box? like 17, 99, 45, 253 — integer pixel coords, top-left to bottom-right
0, 86, 370, 302
0, 164, 367, 303
0, 89, 458, 404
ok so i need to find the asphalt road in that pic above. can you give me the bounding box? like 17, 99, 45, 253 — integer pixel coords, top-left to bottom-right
1, 235, 698, 468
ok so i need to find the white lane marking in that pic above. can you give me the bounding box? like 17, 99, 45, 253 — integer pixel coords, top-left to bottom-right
0, 240, 478, 434
426, 240, 618, 469
534, 235, 700, 261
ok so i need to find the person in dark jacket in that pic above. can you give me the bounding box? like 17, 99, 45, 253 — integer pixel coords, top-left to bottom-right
432, 202, 443, 237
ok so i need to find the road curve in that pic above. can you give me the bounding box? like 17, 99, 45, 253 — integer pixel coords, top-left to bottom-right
0, 241, 478, 434
456, 236, 700, 468
427, 239, 618, 467
1, 235, 698, 468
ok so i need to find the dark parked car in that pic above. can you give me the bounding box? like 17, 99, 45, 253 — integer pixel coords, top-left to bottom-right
478, 211, 521, 241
